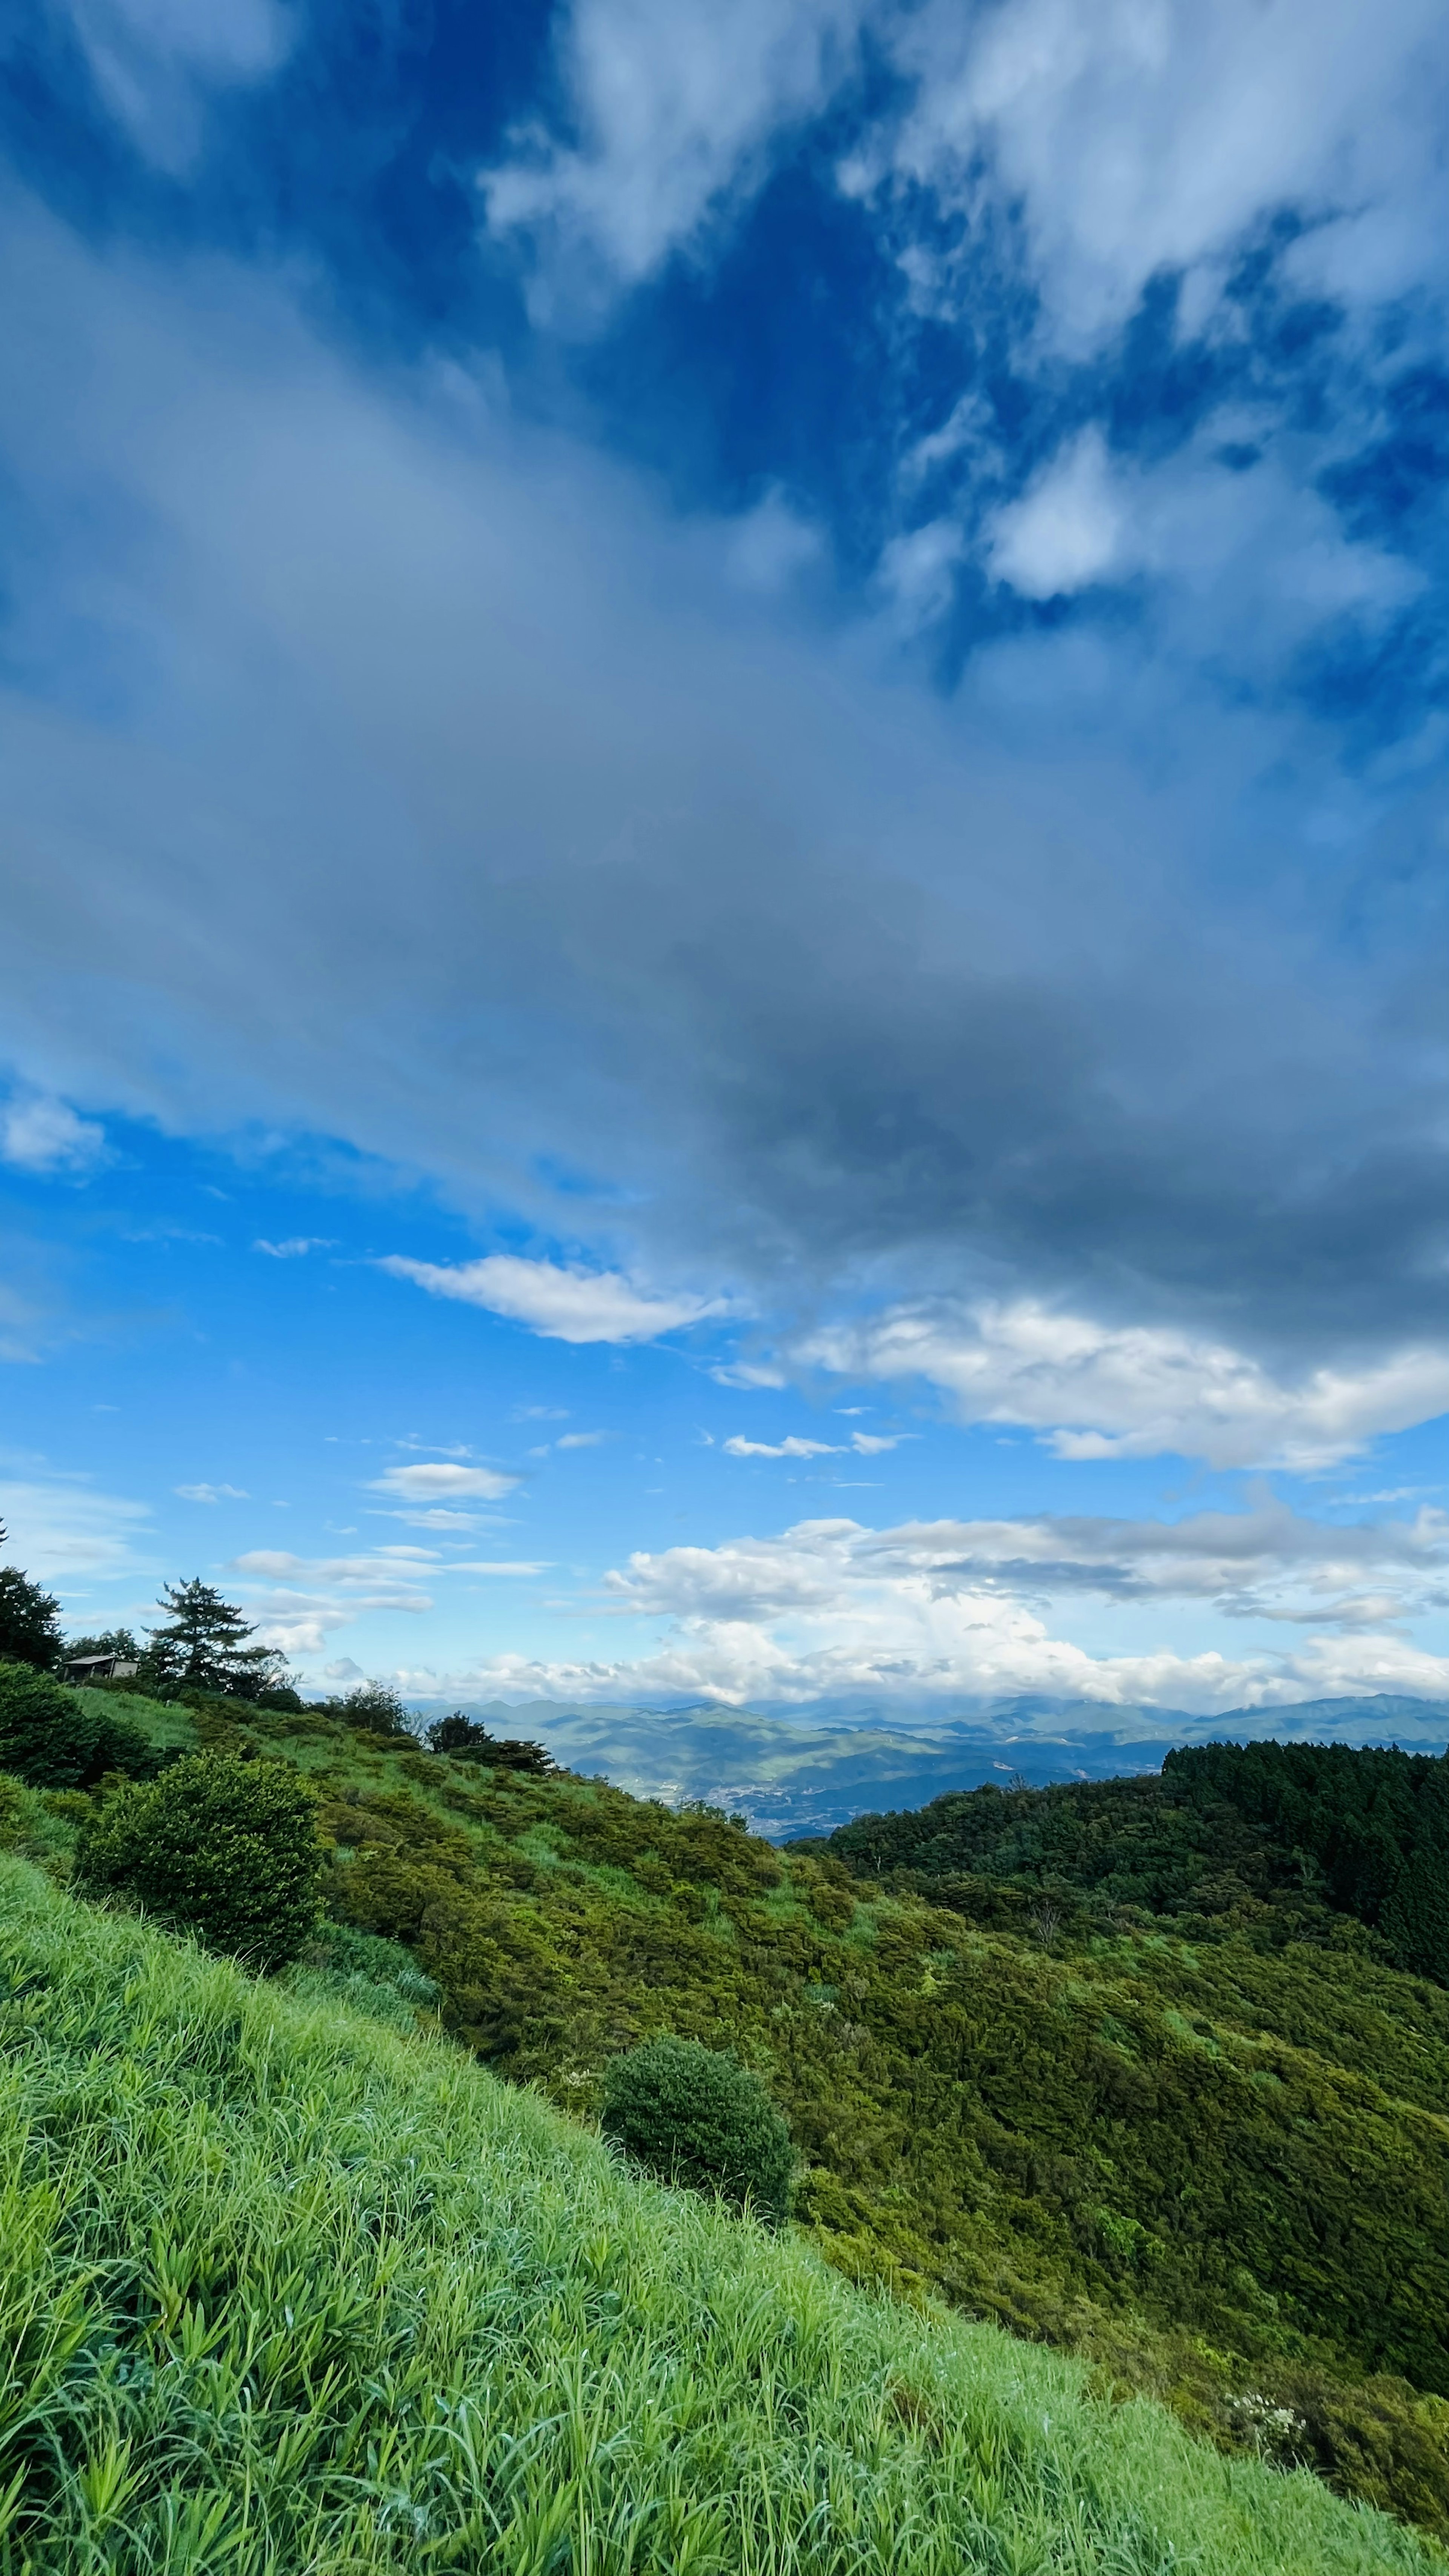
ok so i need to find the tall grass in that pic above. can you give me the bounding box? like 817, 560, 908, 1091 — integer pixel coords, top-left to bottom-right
0, 1856, 1431, 2573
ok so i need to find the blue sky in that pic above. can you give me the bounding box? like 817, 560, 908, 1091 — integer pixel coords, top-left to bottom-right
0, 0, 1446, 1715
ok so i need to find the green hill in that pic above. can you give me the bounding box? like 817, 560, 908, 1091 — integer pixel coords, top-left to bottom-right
0, 1852, 1431, 2573
6, 1685, 1449, 2542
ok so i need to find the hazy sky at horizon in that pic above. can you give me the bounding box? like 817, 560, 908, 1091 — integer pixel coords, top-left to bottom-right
1, 0, 1446, 1715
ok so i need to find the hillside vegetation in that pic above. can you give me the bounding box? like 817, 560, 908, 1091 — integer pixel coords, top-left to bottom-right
0, 1853, 1432, 2574
7, 1681, 1449, 2538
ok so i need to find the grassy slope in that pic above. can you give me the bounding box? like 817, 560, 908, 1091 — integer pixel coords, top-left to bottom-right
0, 1854, 1431, 2575
20, 1693, 1449, 2532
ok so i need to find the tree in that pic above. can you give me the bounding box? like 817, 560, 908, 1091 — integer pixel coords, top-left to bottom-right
75, 1752, 323, 1966
426, 1712, 556, 1773
0, 1523, 64, 1672
601, 2035, 795, 2226
144, 1579, 284, 1699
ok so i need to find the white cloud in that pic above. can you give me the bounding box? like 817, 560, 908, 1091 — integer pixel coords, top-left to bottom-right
373, 1507, 485, 1531
367, 1461, 519, 1501
876, 516, 966, 629
480, 0, 865, 300
579, 1499, 1449, 1710
174, 1481, 249, 1503
803, 1302, 1449, 1470
723, 1430, 910, 1459
984, 422, 1422, 640
987, 428, 1126, 598
556, 1429, 609, 1449
0, 1474, 151, 1579
230, 1546, 438, 1656
380, 1254, 722, 1345
724, 1434, 843, 1459
448, 1559, 550, 1576
724, 489, 823, 594
234, 1547, 435, 1588
873, 0, 1448, 348
254, 1237, 334, 1258
0, 1093, 106, 1174
63, 0, 293, 171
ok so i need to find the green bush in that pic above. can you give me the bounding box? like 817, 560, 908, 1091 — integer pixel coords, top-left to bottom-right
601, 2035, 794, 2225
75, 1752, 324, 1967
0, 1658, 155, 1788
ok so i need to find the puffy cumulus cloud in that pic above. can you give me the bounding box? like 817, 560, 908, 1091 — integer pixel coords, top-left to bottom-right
367, 1463, 518, 1502
0, 1473, 152, 1580
801, 1303, 1449, 1471
0, 200, 1443, 1445
62, 0, 293, 171
866, 0, 1448, 348
0, 1093, 106, 1175
379, 1255, 721, 1346
480, 0, 866, 301
569, 1500, 1449, 1710
984, 423, 1422, 654
174, 1481, 249, 1503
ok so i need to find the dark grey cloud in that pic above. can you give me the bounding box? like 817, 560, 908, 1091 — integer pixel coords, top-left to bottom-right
0, 192, 1443, 1421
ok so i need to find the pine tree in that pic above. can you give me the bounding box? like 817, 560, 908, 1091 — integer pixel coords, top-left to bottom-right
0, 1522, 65, 1672
144, 1579, 283, 1699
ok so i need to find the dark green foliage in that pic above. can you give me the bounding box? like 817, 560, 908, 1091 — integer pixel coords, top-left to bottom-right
603, 2035, 794, 2224
0, 1658, 157, 1787
823, 1745, 1449, 1985
1166, 1742, 1449, 1979
428, 1710, 557, 1773
75, 1752, 324, 1966
144, 1577, 286, 1699
0, 1524, 64, 1672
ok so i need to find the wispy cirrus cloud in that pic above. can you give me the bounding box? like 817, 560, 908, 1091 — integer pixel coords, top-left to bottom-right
0, 1472, 151, 1580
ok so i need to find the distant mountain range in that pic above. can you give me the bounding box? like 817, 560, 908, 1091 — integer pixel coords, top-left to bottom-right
422, 1691, 1449, 1839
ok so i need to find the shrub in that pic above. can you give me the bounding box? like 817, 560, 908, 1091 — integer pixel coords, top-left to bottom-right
601, 2035, 794, 2225
0, 1659, 155, 1788
75, 1753, 324, 1967
326, 1681, 415, 1737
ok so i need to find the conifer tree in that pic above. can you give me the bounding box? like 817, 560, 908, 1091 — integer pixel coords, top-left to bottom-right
144, 1578, 283, 1699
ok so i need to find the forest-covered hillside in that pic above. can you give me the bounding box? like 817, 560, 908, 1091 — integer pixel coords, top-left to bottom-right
819, 1741, 1449, 1981
6, 1672, 1449, 2537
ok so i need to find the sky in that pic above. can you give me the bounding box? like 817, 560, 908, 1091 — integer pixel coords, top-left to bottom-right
0, 0, 1446, 1718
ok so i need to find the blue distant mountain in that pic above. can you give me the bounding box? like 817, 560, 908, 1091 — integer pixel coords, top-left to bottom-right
426, 1692, 1449, 1839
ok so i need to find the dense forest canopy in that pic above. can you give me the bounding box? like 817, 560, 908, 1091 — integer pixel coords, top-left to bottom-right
820, 1738, 1449, 1984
